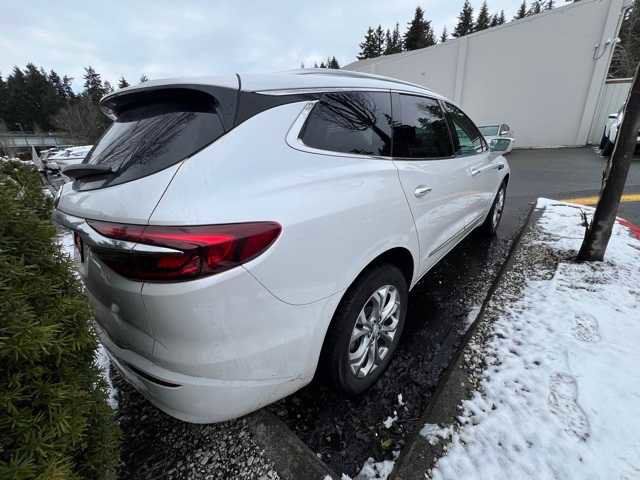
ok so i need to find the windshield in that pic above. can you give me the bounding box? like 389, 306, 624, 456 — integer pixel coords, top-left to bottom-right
79, 89, 224, 189
479, 125, 500, 136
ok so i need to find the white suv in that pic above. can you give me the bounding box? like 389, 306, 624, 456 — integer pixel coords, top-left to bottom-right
53, 70, 509, 423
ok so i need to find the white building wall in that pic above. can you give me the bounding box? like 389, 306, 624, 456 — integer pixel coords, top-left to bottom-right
345, 0, 630, 148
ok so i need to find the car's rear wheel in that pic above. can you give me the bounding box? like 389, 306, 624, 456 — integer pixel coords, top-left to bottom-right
479, 182, 506, 236
322, 264, 408, 395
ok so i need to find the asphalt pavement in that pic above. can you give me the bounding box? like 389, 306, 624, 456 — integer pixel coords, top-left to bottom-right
500, 147, 640, 241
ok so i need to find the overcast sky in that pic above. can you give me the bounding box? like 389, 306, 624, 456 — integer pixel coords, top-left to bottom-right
1, 0, 529, 90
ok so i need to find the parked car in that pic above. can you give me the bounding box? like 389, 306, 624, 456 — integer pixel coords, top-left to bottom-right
478, 123, 515, 154
600, 106, 640, 156
53, 70, 510, 423
47, 145, 93, 172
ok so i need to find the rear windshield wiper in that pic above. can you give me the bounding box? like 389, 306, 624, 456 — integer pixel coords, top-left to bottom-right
62, 164, 115, 180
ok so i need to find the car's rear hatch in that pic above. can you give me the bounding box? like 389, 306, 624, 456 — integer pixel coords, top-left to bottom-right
55, 77, 240, 356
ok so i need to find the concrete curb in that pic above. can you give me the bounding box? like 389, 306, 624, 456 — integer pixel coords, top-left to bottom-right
246, 409, 339, 480
390, 202, 539, 480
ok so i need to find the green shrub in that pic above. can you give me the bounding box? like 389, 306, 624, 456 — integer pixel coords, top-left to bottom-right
0, 161, 120, 480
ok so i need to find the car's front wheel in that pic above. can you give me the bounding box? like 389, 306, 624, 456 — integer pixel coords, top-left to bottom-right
322, 264, 408, 395
478, 182, 507, 236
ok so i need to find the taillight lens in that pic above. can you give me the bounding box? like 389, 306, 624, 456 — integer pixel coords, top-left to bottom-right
87, 221, 281, 282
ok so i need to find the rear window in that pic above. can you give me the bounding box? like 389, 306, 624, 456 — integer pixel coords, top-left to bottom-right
78, 89, 225, 189
299, 91, 392, 156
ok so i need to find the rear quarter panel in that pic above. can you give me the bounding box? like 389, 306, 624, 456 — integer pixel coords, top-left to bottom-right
149, 102, 419, 305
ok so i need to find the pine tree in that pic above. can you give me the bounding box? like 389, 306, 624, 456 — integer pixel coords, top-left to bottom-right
545, 0, 555, 9
384, 23, 403, 55
139, 74, 149, 83
328, 56, 340, 69
319, 61, 326, 68
404, 6, 436, 50
440, 26, 448, 43
528, 1, 543, 15
453, 0, 474, 37
83, 66, 105, 103
358, 27, 379, 59
48, 70, 66, 99
514, 1, 528, 19
118, 76, 130, 89
0, 74, 7, 128
62, 75, 75, 99
498, 10, 506, 24
373, 25, 385, 56
475, 1, 491, 31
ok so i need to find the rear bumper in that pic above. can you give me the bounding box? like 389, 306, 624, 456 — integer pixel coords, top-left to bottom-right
97, 323, 310, 423
91, 265, 341, 423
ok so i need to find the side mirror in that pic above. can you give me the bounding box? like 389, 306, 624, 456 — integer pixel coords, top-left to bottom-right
490, 138, 513, 152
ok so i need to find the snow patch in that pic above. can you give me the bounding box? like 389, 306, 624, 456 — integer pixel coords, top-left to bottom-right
430, 199, 640, 479
383, 412, 398, 429
419, 423, 453, 446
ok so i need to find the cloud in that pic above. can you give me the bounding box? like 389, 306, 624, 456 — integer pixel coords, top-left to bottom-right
1, 0, 524, 90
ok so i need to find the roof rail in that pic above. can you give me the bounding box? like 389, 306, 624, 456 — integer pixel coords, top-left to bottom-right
285, 68, 432, 93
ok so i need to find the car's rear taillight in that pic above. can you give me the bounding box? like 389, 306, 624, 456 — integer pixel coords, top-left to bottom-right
86, 221, 281, 282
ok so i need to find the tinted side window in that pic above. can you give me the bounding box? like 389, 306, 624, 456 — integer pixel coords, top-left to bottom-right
392, 94, 453, 158
443, 102, 487, 155
300, 91, 392, 156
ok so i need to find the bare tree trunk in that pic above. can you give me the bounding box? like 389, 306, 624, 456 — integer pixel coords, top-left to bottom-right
577, 63, 640, 261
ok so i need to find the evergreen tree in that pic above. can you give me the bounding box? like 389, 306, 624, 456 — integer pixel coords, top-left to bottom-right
319, 61, 326, 68
0, 74, 7, 128
475, 1, 491, 31
453, 0, 474, 37
118, 76, 130, 89
490, 14, 499, 27
48, 70, 66, 99
528, 1, 543, 15
62, 75, 75, 99
358, 27, 379, 59
83, 66, 105, 102
404, 6, 436, 50
373, 25, 385, 56
139, 74, 149, 83
384, 23, 403, 54
498, 10, 506, 24
103, 81, 114, 95
328, 56, 340, 69
546, 0, 555, 9
440, 26, 448, 43
514, 1, 528, 19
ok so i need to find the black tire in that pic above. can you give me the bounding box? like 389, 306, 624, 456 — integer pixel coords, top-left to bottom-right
478, 182, 507, 236
602, 138, 614, 157
321, 264, 408, 396
599, 128, 608, 151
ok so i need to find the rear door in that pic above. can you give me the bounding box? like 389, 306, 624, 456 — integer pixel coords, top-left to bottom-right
391, 93, 477, 276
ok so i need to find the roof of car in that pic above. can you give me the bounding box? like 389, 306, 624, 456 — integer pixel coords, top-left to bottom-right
103, 69, 445, 103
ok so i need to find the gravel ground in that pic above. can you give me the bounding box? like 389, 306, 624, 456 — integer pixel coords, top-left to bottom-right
269, 226, 521, 477
113, 369, 281, 480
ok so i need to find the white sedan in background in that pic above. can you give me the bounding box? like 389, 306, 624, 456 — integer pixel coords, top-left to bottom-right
47, 145, 93, 172
479, 123, 515, 154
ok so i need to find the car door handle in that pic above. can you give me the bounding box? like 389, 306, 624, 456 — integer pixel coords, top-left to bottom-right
414, 185, 432, 197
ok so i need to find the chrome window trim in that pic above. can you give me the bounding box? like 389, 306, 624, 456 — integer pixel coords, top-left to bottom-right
285, 99, 393, 161
285, 90, 455, 162
258, 86, 392, 96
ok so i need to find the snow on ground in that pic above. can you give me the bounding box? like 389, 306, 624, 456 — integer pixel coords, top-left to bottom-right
430, 198, 640, 479
57, 231, 118, 409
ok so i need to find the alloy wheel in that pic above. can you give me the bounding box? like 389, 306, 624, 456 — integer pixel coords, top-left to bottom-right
348, 285, 401, 378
